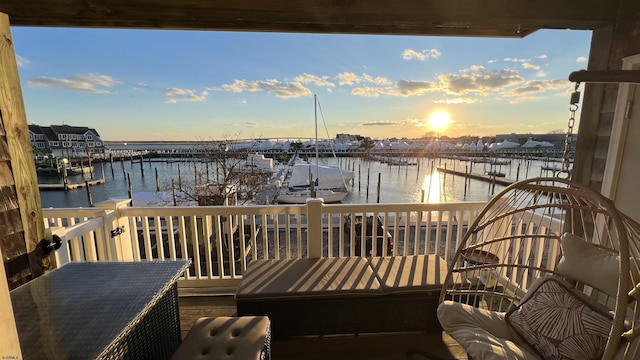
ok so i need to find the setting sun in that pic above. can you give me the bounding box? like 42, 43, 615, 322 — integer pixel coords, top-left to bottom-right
428, 110, 451, 131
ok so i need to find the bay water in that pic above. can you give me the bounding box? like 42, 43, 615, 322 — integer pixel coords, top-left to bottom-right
38, 155, 559, 208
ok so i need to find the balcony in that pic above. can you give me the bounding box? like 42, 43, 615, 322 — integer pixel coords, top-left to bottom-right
42, 199, 499, 358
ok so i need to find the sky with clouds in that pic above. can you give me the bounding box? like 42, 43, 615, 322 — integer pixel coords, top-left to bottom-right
11, 27, 591, 141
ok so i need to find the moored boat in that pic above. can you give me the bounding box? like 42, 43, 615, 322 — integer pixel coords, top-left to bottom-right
276, 188, 348, 204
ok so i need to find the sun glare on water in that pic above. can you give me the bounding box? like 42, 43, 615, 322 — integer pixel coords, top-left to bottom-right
428, 110, 451, 132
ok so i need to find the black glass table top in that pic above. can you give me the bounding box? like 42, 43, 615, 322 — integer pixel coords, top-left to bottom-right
10, 260, 190, 360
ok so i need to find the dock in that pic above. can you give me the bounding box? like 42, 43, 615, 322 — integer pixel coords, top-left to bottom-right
436, 166, 515, 186
39, 178, 106, 191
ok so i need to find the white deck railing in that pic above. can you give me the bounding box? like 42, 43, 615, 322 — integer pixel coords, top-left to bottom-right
41, 199, 566, 290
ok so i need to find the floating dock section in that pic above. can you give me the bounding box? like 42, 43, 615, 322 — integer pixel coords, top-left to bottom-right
38, 178, 106, 191
436, 166, 515, 186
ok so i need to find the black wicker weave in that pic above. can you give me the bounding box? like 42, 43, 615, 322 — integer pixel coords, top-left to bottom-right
11, 260, 190, 360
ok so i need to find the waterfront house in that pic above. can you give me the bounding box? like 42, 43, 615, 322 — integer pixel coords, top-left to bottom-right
28, 124, 106, 159
1, 1, 640, 358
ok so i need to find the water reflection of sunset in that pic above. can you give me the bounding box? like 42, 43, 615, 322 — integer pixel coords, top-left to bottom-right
419, 170, 443, 203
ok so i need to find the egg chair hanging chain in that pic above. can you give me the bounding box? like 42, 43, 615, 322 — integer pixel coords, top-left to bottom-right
559, 82, 581, 178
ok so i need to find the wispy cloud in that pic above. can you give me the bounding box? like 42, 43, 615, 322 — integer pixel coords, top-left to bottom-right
361, 120, 403, 126
537, 54, 548, 59
501, 78, 570, 103
504, 57, 529, 63
337, 72, 391, 86
222, 79, 311, 99
27, 73, 121, 94
163, 88, 209, 103
402, 48, 442, 61
437, 65, 524, 96
337, 72, 360, 86
576, 56, 588, 63
351, 87, 394, 97
395, 80, 439, 96
16, 55, 29, 68
522, 63, 540, 70
294, 73, 335, 87
133, 82, 149, 91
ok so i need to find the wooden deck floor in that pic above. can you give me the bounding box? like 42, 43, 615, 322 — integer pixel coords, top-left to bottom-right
178, 295, 468, 360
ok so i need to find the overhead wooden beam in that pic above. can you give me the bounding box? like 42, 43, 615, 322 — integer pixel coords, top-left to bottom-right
0, 0, 617, 36
569, 70, 640, 84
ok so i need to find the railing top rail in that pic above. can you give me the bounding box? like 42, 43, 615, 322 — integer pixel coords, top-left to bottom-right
321, 201, 488, 212
118, 204, 308, 217
51, 217, 105, 239
42, 208, 108, 218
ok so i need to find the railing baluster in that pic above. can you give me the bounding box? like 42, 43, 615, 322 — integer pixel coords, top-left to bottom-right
285, 213, 291, 259
203, 215, 214, 278
167, 216, 177, 260
261, 213, 269, 259
189, 215, 201, 278
155, 215, 165, 260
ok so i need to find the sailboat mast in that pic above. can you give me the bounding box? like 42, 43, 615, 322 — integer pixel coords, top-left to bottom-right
312, 94, 319, 197
314, 94, 319, 163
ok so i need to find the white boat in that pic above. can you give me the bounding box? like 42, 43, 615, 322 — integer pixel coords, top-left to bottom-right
288, 162, 354, 190
276, 188, 348, 204
276, 94, 351, 204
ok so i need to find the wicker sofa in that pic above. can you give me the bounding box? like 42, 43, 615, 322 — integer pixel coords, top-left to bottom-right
235, 254, 460, 338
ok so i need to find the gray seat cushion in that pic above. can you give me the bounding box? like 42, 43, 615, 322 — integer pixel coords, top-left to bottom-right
369, 254, 458, 294
235, 257, 383, 301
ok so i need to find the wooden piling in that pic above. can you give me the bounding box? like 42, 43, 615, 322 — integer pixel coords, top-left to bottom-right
87, 154, 94, 179
127, 172, 133, 206
155, 167, 160, 191
172, 179, 177, 206
464, 165, 468, 197
140, 156, 144, 177
376, 173, 381, 203
85, 180, 93, 206
366, 167, 370, 201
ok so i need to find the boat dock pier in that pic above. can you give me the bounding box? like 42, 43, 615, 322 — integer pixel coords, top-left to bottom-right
39, 178, 106, 191
436, 166, 515, 186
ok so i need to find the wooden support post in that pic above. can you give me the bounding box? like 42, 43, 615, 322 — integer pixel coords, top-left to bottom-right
0, 13, 39, 356
139, 156, 144, 177
306, 199, 324, 258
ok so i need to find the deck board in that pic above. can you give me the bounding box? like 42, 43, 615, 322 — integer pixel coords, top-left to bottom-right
178, 295, 468, 360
